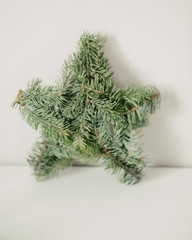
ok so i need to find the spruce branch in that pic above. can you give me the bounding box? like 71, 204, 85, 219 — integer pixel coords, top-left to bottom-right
28, 138, 73, 179
124, 90, 160, 115
12, 32, 160, 184
95, 128, 142, 183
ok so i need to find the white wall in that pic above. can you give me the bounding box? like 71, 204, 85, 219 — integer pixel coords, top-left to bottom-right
0, 0, 191, 166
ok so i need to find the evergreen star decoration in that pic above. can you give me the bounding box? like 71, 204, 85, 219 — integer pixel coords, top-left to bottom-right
12, 32, 160, 184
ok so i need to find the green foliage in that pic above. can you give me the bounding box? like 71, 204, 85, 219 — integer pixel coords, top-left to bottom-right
27, 139, 73, 180
12, 32, 160, 184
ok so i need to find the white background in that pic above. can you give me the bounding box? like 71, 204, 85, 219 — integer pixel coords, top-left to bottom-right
1, 166, 192, 240
0, 0, 192, 166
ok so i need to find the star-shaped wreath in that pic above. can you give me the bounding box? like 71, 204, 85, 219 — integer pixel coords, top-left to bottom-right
12, 32, 160, 184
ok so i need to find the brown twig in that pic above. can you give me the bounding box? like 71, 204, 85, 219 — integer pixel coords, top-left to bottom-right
16, 89, 23, 103
81, 84, 103, 94
124, 106, 139, 115
150, 92, 160, 100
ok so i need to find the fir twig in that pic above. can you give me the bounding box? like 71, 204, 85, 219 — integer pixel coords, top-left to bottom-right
12, 31, 160, 184
95, 129, 141, 183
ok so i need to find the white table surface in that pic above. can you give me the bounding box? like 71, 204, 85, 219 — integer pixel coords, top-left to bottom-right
0, 166, 192, 240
